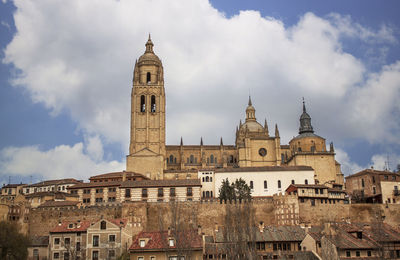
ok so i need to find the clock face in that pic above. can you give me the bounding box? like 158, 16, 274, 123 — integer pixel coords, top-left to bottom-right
259, 148, 267, 157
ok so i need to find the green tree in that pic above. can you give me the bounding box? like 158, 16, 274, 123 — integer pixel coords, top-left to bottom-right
219, 178, 251, 203
0, 221, 30, 260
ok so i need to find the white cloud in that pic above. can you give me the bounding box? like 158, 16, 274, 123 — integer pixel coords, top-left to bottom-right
0, 143, 124, 181
335, 148, 363, 176
2, 0, 400, 176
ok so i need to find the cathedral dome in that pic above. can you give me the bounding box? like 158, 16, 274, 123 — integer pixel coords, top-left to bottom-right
241, 120, 264, 132
138, 35, 162, 65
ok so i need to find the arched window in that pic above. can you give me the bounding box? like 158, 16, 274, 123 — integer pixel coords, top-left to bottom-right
229, 155, 234, 163
174, 158, 177, 163
206, 191, 210, 198
210, 155, 214, 163
190, 155, 194, 164
250, 181, 254, 189
166, 158, 169, 163
210, 177, 212, 182
281, 154, 285, 163
278, 180, 281, 189
140, 95, 146, 112
202, 191, 205, 198
202, 177, 205, 182
146, 72, 151, 83
264, 181, 267, 189
305, 179, 308, 185
211, 191, 213, 197
292, 180, 295, 184
100, 220, 107, 230
169, 155, 174, 164
205, 176, 209, 182
151, 95, 156, 112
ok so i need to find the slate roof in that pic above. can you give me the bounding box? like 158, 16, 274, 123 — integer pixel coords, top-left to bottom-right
30, 236, 49, 247
215, 226, 306, 243
121, 179, 201, 188
130, 230, 202, 251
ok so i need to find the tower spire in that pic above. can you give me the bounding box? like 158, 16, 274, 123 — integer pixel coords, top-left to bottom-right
200, 137, 203, 146
145, 34, 154, 53
275, 124, 280, 137
299, 98, 314, 134
180, 137, 183, 146
248, 96, 252, 106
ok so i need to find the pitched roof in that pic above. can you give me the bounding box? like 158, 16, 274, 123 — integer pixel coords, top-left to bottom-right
215, 226, 306, 242
30, 236, 49, 247
68, 181, 122, 189
120, 179, 201, 188
346, 169, 400, 179
130, 230, 202, 251
26, 178, 82, 188
50, 220, 92, 233
215, 165, 314, 173
2, 184, 26, 188
38, 200, 79, 208
89, 171, 149, 180
25, 191, 79, 198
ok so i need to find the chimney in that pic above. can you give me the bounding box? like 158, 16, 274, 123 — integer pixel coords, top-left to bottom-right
259, 221, 265, 233
122, 171, 127, 182
198, 225, 202, 235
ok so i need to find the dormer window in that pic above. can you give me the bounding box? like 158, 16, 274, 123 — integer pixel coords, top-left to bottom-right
139, 240, 145, 247
68, 224, 73, 229
169, 239, 174, 247
100, 220, 106, 230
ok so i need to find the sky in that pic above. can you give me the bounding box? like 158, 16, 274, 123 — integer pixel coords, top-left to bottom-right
0, 0, 400, 184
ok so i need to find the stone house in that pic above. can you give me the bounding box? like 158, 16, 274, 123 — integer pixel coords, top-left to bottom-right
27, 235, 49, 260
86, 218, 131, 260
285, 184, 346, 207
24, 179, 82, 195
129, 229, 203, 260
49, 220, 91, 260
345, 168, 400, 203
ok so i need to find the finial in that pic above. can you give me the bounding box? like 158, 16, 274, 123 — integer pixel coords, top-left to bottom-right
302, 97, 306, 113
330, 142, 334, 153
148, 33, 151, 41
264, 118, 269, 135
200, 137, 203, 146
180, 137, 183, 146
248, 96, 252, 106
239, 119, 242, 126
220, 137, 223, 146
275, 124, 280, 137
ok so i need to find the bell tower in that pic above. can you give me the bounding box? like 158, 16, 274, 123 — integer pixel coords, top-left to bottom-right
126, 35, 166, 179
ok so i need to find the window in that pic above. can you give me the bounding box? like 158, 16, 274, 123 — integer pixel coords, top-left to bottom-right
140, 240, 145, 247
108, 187, 116, 192
95, 188, 103, 193
101, 220, 107, 230
311, 199, 315, 206
264, 181, 268, 189
385, 175, 388, 180
190, 155, 194, 164
320, 189, 324, 194
140, 95, 146, 112
278, 180, 281, 189
300, 198, 305, 203
95, 198, 103, 203
108, 250, 115, 257
169, 239, 175, 246
315, 189, 319, 194
158, 188, 164, 197
372, 176, 375, 183
346, 251, 350, 257
93, 235, 99, 247
151, 95, 156, 112
169, 155, 174, 164
367, 251, 372, 256
92, 251, 99, 260
361, 178, 365, 187
305, 179, 308, 185
54, 238, 60, 245
356, 251, 360, 257
206, 176, 209, 182
170, 188, 175, 197
187, 187, 192, 196
54, 253, 59, 259
151, 257, 156, 260
146, 72, 151, 83
64, 252, 69, 260
210, 154, 214, 163
291, 180, 295, 185
76, 242, 80, 251
142, 188, 148, 198
125, 188, 131, 198
138, 257, 144, 260
33, 249, 38, 260
64, 237, 70, 247
250, 181, 254, 189
373, 187, 376, 194
109, 234, 115, 242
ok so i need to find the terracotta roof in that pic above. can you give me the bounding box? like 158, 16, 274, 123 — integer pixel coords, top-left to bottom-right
108, 218, 128, 228
38, 200, 79, 208
121, 179, 201, 188
2, 184, 26, 188
287, 184, 328, 190
26, 178, 82, 188
130, 230, 202, 251
215, 165, 313, 173
346, 169, 400, 179
89, 171, 149, 180
50, 220, 92, 233
68, 181, 122, 189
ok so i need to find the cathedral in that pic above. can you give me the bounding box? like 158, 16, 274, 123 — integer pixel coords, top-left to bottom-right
126, 36, 344, 188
